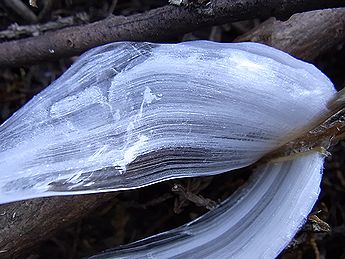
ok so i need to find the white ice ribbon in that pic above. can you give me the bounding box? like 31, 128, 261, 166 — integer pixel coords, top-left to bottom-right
0, 41, 338, 258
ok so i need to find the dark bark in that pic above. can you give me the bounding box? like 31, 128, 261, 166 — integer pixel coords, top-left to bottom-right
0, 0, 344, 67
0, 6, 344, 259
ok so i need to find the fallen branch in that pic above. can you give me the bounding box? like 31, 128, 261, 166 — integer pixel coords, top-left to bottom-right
0, 0, 345, 67
235, 8, 345, 61
0, 7, 344, 259
0, 193, 117, 257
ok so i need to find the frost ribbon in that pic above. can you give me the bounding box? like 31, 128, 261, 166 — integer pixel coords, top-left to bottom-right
0, 41, 338, 258
90, 153, 324, 258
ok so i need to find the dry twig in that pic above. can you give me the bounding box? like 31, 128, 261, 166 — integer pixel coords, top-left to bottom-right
0, 13, 90, 40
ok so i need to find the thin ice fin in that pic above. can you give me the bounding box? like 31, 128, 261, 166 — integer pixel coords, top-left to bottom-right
90, 153, 324, 259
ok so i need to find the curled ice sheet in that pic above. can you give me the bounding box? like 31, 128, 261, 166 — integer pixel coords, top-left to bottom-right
0, 41, 336, 203
90, 153, 324, 259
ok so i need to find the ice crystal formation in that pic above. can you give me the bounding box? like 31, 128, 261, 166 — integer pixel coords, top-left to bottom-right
0, 41, 337, 258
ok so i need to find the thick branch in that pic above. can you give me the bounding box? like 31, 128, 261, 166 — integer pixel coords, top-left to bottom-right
0, 193, 117, 257
0, 7, 344, 259
0, 0, 345, 67
235, 8, 345, 61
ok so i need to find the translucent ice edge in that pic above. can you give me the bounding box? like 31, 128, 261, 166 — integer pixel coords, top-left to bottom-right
0, 41, 336, 204
90, 153, 324, 259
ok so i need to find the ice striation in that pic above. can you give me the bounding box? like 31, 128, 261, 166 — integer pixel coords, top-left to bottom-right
0, 41, 335, 203
90, 153, 324, 259
0, 41, 337, 258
